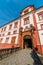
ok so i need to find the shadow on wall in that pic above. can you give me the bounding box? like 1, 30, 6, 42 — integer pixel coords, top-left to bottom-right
30, 49, 43, 65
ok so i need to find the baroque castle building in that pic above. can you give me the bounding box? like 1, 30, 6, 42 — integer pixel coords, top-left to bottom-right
0, 5, 43, 54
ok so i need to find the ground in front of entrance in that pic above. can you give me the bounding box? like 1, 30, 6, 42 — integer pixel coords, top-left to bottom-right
0, 48, 34, 65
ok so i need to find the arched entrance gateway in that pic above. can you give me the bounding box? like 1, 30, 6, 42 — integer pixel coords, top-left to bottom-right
21, 31, 34, 49
20, 31, 37, 49
20, 26, 37, 50
23, 35, 32, 49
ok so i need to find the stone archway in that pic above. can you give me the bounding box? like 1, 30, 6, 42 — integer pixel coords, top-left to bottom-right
21, 31, 33, 49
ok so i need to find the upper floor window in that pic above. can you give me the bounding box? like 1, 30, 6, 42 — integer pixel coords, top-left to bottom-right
39, 15, 43, 20
41, 24, 43, 29
14, 22, 18, 28
2, 33, 4, 36
4, 27, 6, 31
38, 11, 43, 21
24, 17, 29, 25
0, 38, 3, 43
1, 28, 3, 32
8, 32, 11, 35
9, 24, 12, 30
0, 34, 1, 36
13, 30, 17, 34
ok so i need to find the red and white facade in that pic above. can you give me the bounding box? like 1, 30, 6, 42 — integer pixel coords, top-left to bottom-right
0, 5, 43, 54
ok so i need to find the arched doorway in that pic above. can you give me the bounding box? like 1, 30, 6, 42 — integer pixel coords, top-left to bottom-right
23, 35, 32, 49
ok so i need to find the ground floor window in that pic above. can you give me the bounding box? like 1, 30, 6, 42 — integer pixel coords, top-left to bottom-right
11, 36, 16, 43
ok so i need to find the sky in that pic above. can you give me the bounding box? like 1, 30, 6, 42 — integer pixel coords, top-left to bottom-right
0, 0, 43, 26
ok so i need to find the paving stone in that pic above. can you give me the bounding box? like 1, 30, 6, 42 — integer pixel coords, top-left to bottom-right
0, 49, 34, 65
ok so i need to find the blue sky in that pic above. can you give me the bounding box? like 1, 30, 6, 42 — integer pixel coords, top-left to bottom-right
0, 0, 43, 26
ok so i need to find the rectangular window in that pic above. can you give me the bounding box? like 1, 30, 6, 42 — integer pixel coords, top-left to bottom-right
41, 24, 43, 29
24, 17, 29, 25
0, 38, 3, 43
38, 11, 43, 21
2, 33, 4, 36
14, 22, 18, 28
39, 15, 43, 20
13, 30, 17, 34
0, 34, 1, 36
4, 27, 6, 31
5, 37, 9, 43
1, 28, 3, 32
8, 32, 10, 35
9, 24, 12, 30
11, 36, 16, 43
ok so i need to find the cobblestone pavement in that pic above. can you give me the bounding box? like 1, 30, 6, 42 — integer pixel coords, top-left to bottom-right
0, 48, 34, 65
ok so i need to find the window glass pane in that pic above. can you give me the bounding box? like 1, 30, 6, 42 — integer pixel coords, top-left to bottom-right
8, 32, 10, 35
39, 15, 43, 20
0, 38, 3, 43
14, 22, 18, 28
5, 37, 9, 43
13, 30, 17, 34
4, 27, 6, 31
11, 37, 16, 43
24, 17, 29, 25
38, 11, 43, 21
9, 24, 12, 30
41, 24, 43, 29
